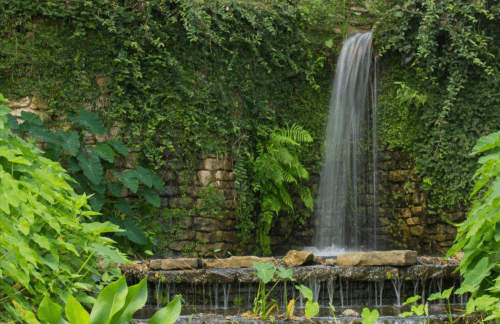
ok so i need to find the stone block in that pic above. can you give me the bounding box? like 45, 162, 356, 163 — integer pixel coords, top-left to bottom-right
336, 250, 417, 267
150, 258, 199, 270
219, 159, 232, 171
224, 200, 238, 209
161, 185, 182, 196
199, 158, 220, 171
192, 217, 222, 232
283, 250, 315, 267
406, 217, 420, 225
399, 208, 412, 218
411, 205, 425, 215
186, 186, 201, 197
197, 170, 213, 186
202, 256, 274, 269
409, 225, 425, 236
214, 171, 236, 181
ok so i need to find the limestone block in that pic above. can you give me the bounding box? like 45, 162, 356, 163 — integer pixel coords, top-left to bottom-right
400, 208, 412, 218
219, 159, 232, 171
411, 205, 425, 215
200, 158, 220, 171
197, 170, 213, 186
202, 256, 274, 269
283, 250, 315, 267
214, 171, 236, 181
409, 225, 425, 236
186, 186, 201, 197
168, 241, 186, 251
150, 258, 199, 270
194, 242, 225, 254
170, 197, 193, 208
177, 230, 196, 240
161, 185, 181, 197
336, 250, 417, 267
406, 217, 420, 225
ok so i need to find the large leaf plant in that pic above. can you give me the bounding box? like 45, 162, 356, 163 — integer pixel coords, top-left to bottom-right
447, 130, 500, 319
0, 94, 128, 321
8, 108, 163, 255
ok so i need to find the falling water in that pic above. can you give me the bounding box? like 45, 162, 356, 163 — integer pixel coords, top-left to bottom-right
313, 31, 378, 254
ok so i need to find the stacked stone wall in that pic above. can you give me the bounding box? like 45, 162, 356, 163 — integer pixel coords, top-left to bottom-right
377, 149, 465, 255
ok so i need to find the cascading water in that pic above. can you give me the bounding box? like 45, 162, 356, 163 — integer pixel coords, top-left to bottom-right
312, 31, 378, 255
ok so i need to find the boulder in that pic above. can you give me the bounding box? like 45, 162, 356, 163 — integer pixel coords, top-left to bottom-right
150, 258, 199, 270
283, 250, 315, 267
336, 250, 418, 267
202, 256, 274, 269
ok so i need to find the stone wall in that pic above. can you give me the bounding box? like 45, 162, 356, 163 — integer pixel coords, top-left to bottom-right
377, 148, 465, 255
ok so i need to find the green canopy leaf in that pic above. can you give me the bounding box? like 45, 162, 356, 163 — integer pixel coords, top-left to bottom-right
68, 109, 105, 136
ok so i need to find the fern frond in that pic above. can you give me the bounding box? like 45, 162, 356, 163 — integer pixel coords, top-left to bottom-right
273, 147, 294, 166
299, 185, 314, 210
286, 124, 313, 144
270, 132, 299, 146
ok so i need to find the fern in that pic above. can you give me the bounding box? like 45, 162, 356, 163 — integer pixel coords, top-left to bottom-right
252, 124, 314, 255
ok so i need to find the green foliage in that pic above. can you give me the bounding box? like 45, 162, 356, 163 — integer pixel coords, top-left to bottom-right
0, 0, 341, 255
251, 124, 314, 254
252, 261, 296, 320
446, 130, 500, 320
361, 308, 379, 324
34, 276, 182, 324
0, 95, 128, 321
374, 0, 500, 209
10, 109, 163, 256
296, 285, 319, 319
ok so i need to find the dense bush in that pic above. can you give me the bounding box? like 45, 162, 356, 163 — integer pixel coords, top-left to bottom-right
0, 95, 128, 321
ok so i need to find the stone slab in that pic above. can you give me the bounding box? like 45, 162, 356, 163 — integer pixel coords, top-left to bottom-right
202, 256, 274, 269
150, 258, 199, 270
336, 250, 418, 267
283, 250, 315, 267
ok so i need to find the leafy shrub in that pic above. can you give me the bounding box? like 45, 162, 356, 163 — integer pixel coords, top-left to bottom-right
9, 109, 163, 256
0, 94, 128, 321
447, 130, 500, 319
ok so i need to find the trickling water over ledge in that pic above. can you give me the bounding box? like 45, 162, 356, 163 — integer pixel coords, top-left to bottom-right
120, 252, 466, 313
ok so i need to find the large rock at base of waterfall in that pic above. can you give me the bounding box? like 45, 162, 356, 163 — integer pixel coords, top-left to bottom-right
283, 250, 315, 267
150, 258, 199, 270
336, 250, 418, 267
202, 256, 274, 269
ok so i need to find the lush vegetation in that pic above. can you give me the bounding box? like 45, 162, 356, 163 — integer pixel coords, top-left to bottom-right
373, 0, 500, 209
0, 0, 347, 254
0, 95, 128, 321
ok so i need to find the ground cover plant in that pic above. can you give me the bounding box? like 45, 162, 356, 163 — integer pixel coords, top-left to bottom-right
0, 94, 128, 321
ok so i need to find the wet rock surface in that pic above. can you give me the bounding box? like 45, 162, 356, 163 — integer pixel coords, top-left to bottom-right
336, 250, 418, 267
202, 256, 274, 269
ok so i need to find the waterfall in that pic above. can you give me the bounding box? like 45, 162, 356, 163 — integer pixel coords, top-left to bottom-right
313, 31, 378, 254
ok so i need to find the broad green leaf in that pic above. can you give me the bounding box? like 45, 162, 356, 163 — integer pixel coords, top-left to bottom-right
456, 256, 494, 294
77, 151, 104, 185
402, 295, 421, 305
296, 285, 313, 301
152, 174, 163, 191
253, 261, 276, 284
89, 276, 128, 324
88, 143, 115, 163
472, 131, 500, 155
33, 233, 51, 250
148, 294, 182, 324
119, 170, 139, 193
120, 218, 148, 245
38, 295, 63, 324
66, 294, 90, 324
115, 198, 134, 215
58, 130, 80, 156
68, 109, 105, 135
109, 140, 129, 156
441, 286, 454, 300
135, 166, 153, 187
139, 188, 160, 207
110, 277, 148, 324
13, 300, 41, 324
30, 126, 59, 143
361, 308, 379, 324
398, 311, 414, 318
108, 181, 124, 197
89, 243, 130, 264
277, 267, 294, 281
304, 300, 319, 319
20, 111, 43, 125
89, 192, 105, 212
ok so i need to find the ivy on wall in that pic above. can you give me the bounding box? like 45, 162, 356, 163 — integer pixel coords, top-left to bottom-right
0, 0, 348, 254
373, 0, 500, 209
